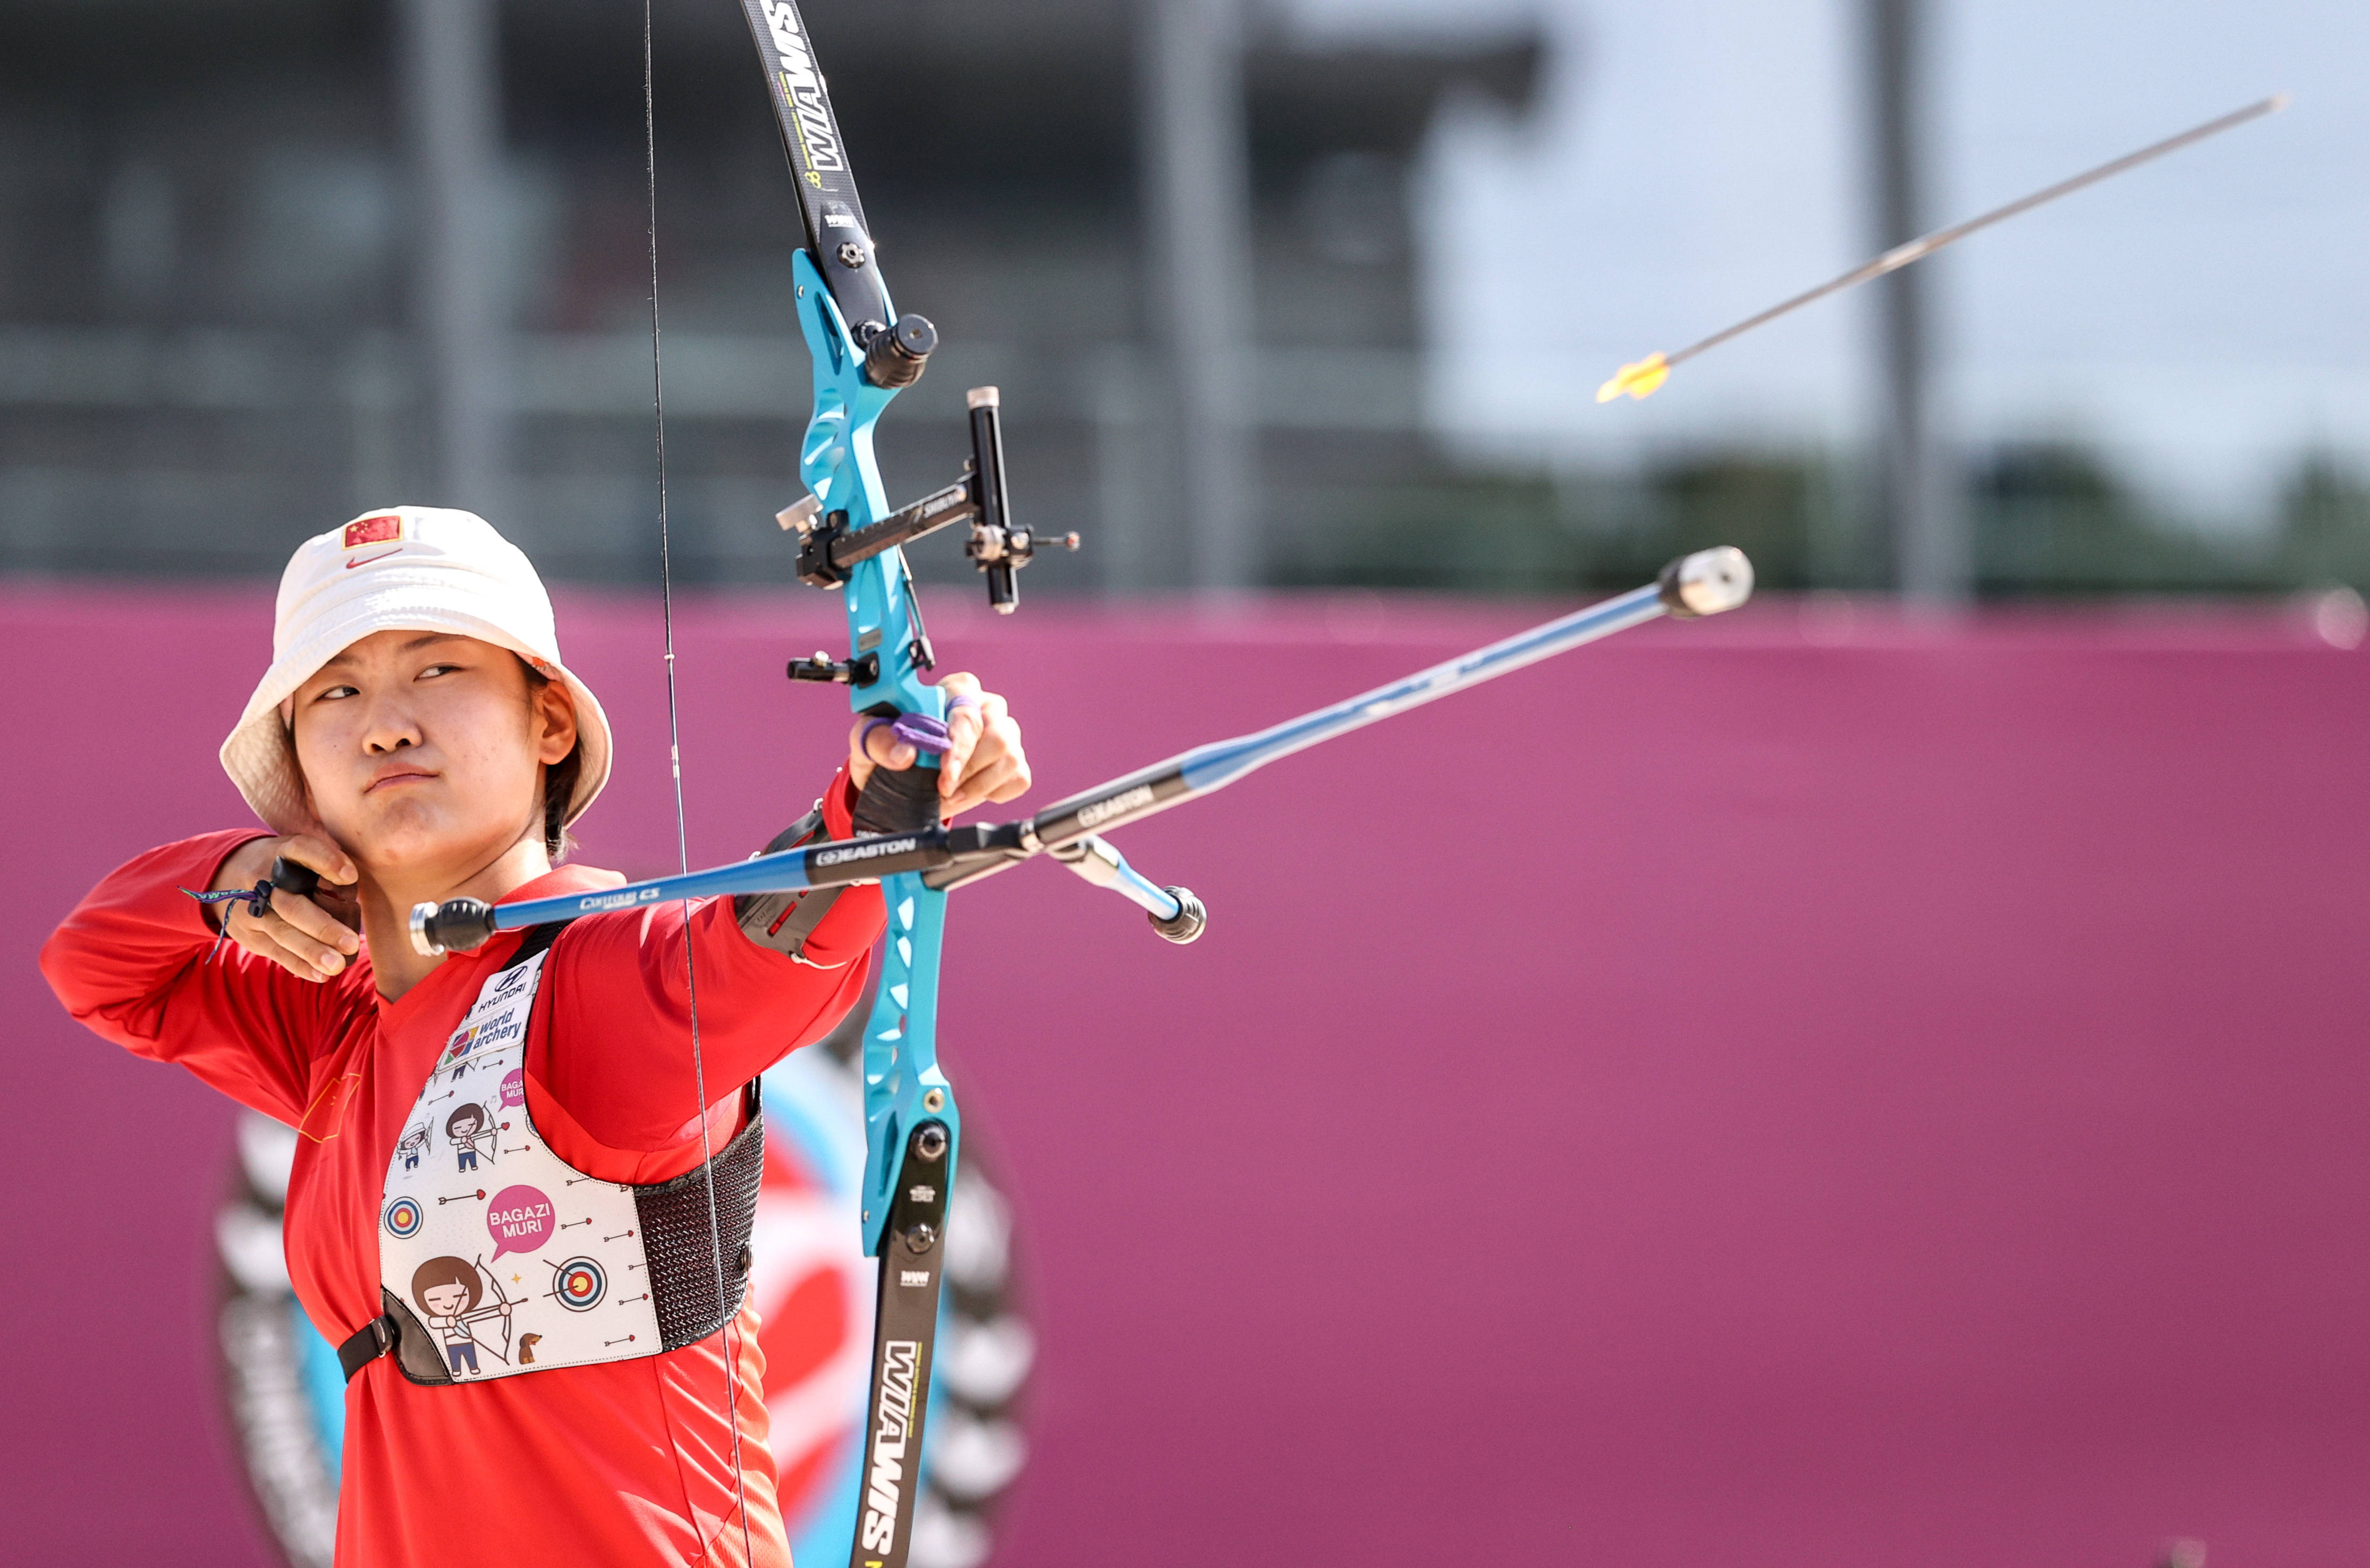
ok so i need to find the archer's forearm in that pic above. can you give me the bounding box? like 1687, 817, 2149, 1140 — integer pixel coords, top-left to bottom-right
39, 829, 328, 1122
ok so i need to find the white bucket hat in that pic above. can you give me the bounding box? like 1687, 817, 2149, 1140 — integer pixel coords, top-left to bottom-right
219, 507, 613, 836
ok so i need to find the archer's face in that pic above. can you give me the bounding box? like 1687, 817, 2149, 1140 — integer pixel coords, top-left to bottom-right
422, 1283, 469, 1317
291, 631, 575, 884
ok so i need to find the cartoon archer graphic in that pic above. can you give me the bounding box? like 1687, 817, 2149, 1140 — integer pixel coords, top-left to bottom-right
395, 1122, 430, 1173
411, 1255, 514, 1378
445, 1103, 496, 1173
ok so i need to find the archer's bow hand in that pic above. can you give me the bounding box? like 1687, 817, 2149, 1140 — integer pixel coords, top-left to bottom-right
846, 672, 1032, 821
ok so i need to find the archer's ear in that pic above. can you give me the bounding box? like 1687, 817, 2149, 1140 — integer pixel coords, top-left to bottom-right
536, 680, 580, 765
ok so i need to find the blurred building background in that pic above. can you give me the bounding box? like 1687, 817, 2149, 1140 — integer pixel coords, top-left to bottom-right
2, 0, 2365, 597
0, 0, 1538, 592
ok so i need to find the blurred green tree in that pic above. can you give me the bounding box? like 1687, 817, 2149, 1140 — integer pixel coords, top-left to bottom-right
2271, 454, 2370, 588
1969, 443, 2246, 595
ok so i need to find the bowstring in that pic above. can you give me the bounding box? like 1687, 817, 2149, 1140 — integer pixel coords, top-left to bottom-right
644, 5, 758, 1562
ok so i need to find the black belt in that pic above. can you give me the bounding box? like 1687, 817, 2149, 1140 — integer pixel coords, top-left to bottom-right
337, 1314, 397, 1381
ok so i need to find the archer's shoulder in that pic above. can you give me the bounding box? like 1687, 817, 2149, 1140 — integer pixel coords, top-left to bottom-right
511, 862, 631, 901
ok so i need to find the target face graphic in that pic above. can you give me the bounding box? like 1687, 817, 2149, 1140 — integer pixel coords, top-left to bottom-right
382, 1196, 423, 1240
753, 1046, 1032, 1568
551, 1257, 607, 1311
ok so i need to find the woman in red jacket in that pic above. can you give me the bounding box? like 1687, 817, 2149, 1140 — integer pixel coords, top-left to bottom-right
41, 505, 1031, 1568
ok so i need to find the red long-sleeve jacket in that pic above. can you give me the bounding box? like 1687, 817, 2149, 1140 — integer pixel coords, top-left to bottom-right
40, 776, 882, 1568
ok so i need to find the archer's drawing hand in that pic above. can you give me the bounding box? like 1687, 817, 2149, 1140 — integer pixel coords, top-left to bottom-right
845, 672, 1032, 821
209, 834, 362, 982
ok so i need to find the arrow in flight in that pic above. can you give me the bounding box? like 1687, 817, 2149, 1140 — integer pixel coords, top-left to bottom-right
1597, 93, 2288, 403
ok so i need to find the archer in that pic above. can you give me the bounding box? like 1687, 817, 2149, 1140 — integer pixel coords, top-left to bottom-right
40, 505, 1032, 1567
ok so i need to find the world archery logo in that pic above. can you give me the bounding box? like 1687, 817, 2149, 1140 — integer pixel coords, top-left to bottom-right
549, 1256, 607, 1312
382, 1196, 424, 1240
439, 1024, 480, 1066
441, 1013, 520, 1070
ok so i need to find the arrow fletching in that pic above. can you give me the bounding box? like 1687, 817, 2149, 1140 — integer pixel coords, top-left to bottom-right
1596, 352, 1670, 403
1597, 92, 2288, 406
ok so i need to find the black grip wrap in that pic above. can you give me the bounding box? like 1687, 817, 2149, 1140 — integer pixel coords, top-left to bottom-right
852, 761, 943, 836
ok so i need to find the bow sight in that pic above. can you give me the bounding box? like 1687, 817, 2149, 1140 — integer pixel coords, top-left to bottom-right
777, 383, 1080, 646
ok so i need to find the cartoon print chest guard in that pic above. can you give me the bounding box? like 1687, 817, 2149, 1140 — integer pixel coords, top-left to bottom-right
337, 925, 762, 1386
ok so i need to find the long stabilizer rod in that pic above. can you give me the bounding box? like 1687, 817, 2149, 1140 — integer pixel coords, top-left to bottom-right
1597, 94, 2288, 403
1022, 547, 1753, 850
410, 548, 1754, 955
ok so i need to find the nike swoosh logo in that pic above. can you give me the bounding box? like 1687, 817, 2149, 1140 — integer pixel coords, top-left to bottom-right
346, 548, 404, 569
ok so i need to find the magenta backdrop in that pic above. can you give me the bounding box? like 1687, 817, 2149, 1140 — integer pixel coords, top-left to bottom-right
5, 582, 2368, 1568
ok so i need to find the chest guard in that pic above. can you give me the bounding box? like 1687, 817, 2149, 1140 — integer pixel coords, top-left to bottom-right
338, 925, 763, 1385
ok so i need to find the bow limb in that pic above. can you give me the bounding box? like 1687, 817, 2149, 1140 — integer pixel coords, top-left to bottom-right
735, 5, 961, 1564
